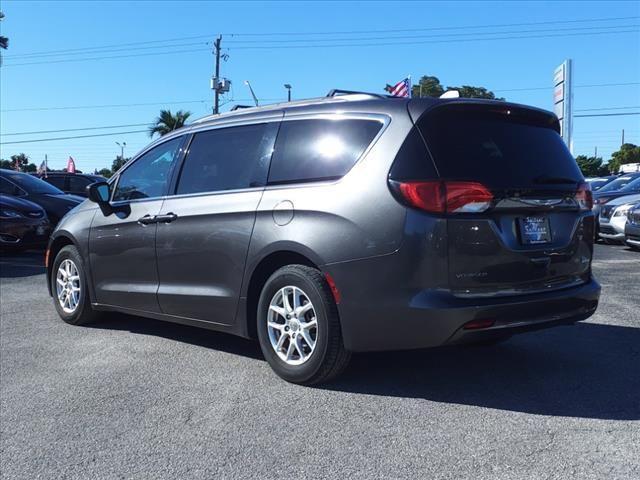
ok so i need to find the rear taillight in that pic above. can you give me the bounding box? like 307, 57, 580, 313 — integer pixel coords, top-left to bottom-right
575, 182, 593, 211
391, 180, 493, 213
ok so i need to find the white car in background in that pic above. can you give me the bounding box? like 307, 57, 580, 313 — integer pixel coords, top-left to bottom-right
599, 193, 640, 244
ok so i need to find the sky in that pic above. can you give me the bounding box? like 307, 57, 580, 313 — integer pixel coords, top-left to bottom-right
1, 0, 639, 173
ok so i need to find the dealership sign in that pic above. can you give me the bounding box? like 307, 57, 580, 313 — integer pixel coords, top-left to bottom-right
554, 59, 573, 152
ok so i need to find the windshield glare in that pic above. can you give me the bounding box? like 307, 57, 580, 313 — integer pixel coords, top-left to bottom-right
620, 177, 640, 191
2, 172, 64, 195
598, 175, 640, 193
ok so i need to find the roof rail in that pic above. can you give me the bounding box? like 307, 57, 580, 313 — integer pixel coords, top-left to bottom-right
326, 89, 390, 99
230, 104, 253, 111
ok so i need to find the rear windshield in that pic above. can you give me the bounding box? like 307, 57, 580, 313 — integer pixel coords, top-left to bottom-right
598, 174, 640, 192
1, 170, 64, 195
417, 106, 582, 188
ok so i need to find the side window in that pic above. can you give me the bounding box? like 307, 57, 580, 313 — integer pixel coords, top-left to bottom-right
113, 137, 183, 201
0, 177, 23, 196
68, 176, 92, 192
268, 118, 383, 184
176, 123, 278, 195
45, 176, 67, 190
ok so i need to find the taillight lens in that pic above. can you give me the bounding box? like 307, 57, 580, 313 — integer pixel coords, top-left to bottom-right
392, 180, 493, 213
575, 182, 593, 210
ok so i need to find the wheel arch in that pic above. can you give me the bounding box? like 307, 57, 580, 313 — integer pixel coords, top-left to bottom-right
46, 233, 79, 296
243, 249, 321, 340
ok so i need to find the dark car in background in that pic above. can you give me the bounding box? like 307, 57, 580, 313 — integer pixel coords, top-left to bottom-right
585, 175, 617, 191
0, 169, 84, 226
625, 203, 640, 251
32, 172, 107, 197
45, 93, 600, 384
0, 194, 51, 250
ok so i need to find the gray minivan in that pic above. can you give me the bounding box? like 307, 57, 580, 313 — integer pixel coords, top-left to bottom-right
46, 92, 600, 384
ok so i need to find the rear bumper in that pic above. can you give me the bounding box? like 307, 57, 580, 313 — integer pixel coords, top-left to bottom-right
330, 266, 600, 352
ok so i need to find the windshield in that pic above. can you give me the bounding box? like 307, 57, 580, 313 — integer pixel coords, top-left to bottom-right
620, 176, 640, 192
1, 171, 64, 195
598, 174, 640, 193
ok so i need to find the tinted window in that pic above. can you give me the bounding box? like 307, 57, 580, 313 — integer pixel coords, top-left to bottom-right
418, 106, 582, 188
599, 174, 640, 192
69, 176, 93, 192
45, 176, 67, 190
1, 171, 64, 194
389, 127, 438, 180
176, 123, 278, 195
268, 119, 383, 184
0, 177, 23, 195
113, 137, 183, 201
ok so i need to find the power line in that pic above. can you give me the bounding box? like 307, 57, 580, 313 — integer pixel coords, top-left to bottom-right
227, 29, 640, 50
1, 98, 283, 113
6, 15, 637, 59
224, 15, 640, 36
574, 112, 640, 118
574, 105, 640, 112
0, 130, 150, 145
1, 123, 152, 136
3, 27, 639, 67
223, 24, 639, 44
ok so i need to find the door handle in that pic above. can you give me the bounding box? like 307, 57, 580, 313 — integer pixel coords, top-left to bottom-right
155, 212, 178, 223
137, 214, 156, 226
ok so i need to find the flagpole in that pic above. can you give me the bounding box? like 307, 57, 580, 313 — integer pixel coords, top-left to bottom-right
408, 75, 412, 99
45, 154, 48, 178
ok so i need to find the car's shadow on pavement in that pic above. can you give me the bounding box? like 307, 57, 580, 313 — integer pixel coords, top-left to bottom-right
91, 312, 638, 421
89, 314, 264, 360
325, 322, 639, 421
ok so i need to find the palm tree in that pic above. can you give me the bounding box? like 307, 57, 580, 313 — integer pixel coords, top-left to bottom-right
149, 109, 191, 137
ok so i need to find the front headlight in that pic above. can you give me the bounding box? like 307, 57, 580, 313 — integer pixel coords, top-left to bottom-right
0, 208, 23, 219
613, 204, 633, 217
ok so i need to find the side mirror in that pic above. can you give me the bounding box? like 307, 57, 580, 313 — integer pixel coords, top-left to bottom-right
87, 182, 112, 215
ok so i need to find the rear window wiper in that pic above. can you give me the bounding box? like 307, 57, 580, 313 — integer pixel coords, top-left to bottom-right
533, 174, 579, 185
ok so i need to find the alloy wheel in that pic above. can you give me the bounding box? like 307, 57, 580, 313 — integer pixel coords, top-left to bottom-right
267, 286, 318, 365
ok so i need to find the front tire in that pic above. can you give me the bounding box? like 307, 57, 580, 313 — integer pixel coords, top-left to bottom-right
257, 265, 350, 385
51, 245, 100, 325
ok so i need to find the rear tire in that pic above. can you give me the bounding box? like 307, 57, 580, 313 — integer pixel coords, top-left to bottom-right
51, 245, 101, 326
257, 265, 351, 385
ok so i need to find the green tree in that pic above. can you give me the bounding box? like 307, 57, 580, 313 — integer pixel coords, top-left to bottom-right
0, 159, 12, 169
575, 155, 610, 177
10, 153, 29, 171
98, 168, 113, 178
149, 109, 191, 137
111, 155, 129, 173
410, 74, 504, 100
23, 163, 38, 173
607, 143, 640, 173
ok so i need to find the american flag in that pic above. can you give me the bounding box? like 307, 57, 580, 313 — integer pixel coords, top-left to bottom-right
386, 77, 412, 98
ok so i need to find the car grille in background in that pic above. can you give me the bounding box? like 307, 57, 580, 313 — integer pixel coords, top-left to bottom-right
26, 211, 43, 218
600, 205, 615, 220
600, 225, 616, 235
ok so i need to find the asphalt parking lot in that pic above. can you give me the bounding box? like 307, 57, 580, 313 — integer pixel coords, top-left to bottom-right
1, 244, 638, 479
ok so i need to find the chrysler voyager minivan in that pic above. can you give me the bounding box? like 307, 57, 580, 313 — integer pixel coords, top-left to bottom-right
46, 91, 600, 384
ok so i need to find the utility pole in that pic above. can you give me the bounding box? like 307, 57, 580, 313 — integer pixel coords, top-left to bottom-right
213, 35, 222, 114
594, 146, 598, 158
622, 128, 625, 146
44, 154, 48, 178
